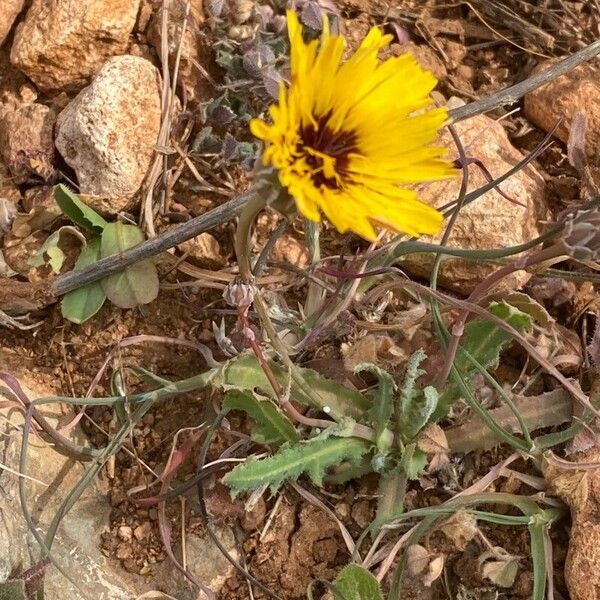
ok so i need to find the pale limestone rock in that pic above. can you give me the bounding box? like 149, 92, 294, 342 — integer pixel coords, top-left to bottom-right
402, 112, 547, 293
271, 233, 309, 268
0, 159, 20, 205
55, 55, 161, 204
524, 61, 600, 160
10, 0, 141, 91
0, 0, 25, 46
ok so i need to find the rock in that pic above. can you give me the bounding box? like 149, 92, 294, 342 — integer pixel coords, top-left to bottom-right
0, 0, 25, 47
147, 0, 209, 104
544, 442, 600, 600
10, 0, 141, 92
524, 61, 600, 160
185, 528, 238, 594
177, 232, 226, 269
342, 334, 406, 373
403, 111, 547, 293
0, 350, 134, 599
55, 55, 161, 205
0, 103, 56, 184
0, 53, 37, 121
271, 233, 309, 268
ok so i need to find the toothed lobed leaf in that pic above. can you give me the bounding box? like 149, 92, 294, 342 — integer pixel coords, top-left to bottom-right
215, 353, 369, 420
223, 390, 299, 444
398, 350, 427, 417
396, 350, 439, 441
222, 436, 370, 495
355, 363, 395, 449
398, 385, 439, 442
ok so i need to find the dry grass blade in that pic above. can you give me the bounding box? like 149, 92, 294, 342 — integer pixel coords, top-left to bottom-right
287, 480, 357, 557
156, 425, 215, 598
466, 0, 555, 55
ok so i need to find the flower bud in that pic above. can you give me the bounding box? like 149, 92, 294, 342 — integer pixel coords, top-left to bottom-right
223, 279, 258, 307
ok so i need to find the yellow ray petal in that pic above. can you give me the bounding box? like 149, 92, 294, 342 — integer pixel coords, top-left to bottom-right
250, 11, 456, 241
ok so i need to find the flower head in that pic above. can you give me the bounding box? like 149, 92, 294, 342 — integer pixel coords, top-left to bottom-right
250, 11, 455, 241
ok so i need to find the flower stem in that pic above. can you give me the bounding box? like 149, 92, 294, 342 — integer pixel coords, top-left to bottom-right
234, 190, 269, 282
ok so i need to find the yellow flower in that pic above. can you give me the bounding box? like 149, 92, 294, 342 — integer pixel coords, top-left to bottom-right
250, 11, 456, 241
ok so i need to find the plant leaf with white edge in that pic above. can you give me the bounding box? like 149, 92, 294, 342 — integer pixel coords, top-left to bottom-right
215, 353, 369, 420
404, 447, 428, 479
223, 390, 299, 445
54, 184, 107, 233
355, 362, 395, 452
100, 222, 159, 308
399, 385, 439, 442
396, 350, 438, 441
222, 436, 369, 495
332, 564, 383, 600
61, 238, 106, 324
454, 300, 532, 379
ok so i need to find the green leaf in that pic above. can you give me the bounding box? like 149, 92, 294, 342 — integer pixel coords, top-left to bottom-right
215, 353, 369, 421
222, 436, 369, 495
100, 222, 159, 308
28, 229, 67, 273
223, 390, 299, 445
404, 447, 428, 479
434, 301, 533, 421
355, 363, 395, 451
398, 386, 439, 442
455, 301, 532, 377
61, 238, 106, 323
396, 350, 438, 441
332, 564, 383, 600
54, 184, 107, 233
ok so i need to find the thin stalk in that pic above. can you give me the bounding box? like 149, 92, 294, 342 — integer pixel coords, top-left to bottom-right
232, 193, 366, 433
234, 190, 268, 281
304, 220, 325, 318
